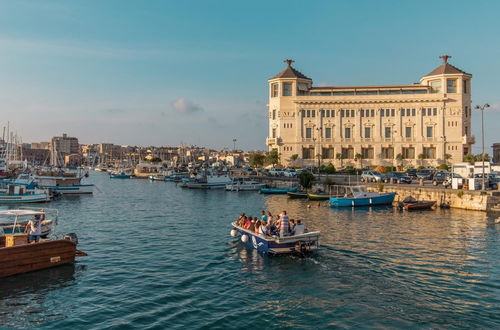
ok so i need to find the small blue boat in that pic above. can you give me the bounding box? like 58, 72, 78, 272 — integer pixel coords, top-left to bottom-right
329, 185, 396, 207
230, 222, 320, 254
259, 186, 299, 194
110, 172, 131, 179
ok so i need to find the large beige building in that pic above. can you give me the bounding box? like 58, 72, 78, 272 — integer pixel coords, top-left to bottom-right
266, 56, 474, 168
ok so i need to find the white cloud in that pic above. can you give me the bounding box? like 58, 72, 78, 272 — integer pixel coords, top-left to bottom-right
171, 98, 203, 114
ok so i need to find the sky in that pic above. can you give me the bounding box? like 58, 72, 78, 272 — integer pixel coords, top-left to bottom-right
0, 0, 499, 152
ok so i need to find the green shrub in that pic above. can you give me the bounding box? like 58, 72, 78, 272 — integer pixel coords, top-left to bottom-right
457, 190, 464, 198
437, 164, 449, 171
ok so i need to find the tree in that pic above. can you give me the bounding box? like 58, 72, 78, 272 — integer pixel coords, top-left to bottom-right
335, 153, 343, 168
476, 153, 491, 162
298, 171, 315, 190
265, 149, 280, 167
417, 153, 425, 167
396, 153, 404, 171
249, 152, 265, 168
444, 153, 452, 166
288, 154, 299, 167
355, 153, 363, 169
463, 153, 476, 165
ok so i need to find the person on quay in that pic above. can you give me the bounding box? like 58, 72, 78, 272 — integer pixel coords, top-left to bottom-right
25, 213, 44, 243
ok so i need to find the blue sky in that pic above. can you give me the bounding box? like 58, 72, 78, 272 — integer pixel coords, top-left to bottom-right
1, 0, 499, 152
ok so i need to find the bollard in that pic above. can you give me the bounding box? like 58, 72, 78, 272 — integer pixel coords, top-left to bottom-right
419, 178, 424, 186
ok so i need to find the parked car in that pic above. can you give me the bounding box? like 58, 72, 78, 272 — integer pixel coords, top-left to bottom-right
268, 168, 285, 176
442, 173, 463, 188
360, 170, 384, 182
416, 169, 433, 180
406, 168, 418, 179
283, 169, 297, 177
432, 171, 449, 186
384, 172, 412, 184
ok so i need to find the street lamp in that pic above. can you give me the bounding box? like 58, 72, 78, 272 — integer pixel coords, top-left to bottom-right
316, 127, 322, 180
475, 104, 490, 190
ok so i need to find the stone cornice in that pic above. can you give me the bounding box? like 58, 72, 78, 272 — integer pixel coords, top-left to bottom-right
294, 97, 448, 105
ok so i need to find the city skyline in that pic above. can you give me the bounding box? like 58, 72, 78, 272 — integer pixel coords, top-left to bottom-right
1, 1, 499, 152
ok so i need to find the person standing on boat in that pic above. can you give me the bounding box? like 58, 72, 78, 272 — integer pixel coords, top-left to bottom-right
25, 213, 43, 243
278, 211, 290, 237
261, 211, 268, 223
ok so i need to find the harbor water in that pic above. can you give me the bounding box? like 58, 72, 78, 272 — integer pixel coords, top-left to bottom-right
1, 172, 499, 329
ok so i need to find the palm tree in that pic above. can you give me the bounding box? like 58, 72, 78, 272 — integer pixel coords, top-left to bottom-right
335, 152, 343, 168
463, 153, 476, 165
355, 153, 363, 169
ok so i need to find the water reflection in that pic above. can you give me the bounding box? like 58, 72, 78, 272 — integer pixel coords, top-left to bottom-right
0, 264, 85, 327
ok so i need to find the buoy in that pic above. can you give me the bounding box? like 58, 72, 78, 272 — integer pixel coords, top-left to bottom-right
230, 229, 237, 237
307, 204, 311, 208
317, 202, 320, 207
241, 234, 249, 243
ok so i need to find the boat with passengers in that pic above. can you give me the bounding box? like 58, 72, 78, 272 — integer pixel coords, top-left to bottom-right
329, 185, 396, 207
230, 215, 320, 255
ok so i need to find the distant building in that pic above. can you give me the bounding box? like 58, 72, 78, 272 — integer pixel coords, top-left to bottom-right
31, 142, 50, 150
493, 143, 500, 164
22, 147, 50, 166
267, 56, 474, 168
50, 133, 79, 166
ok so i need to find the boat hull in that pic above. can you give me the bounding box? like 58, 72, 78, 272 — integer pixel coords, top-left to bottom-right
0, 193, 51, 203
232, 223, 320, 254
260, 187, 299, 194
43, 184, 94, 194
307, 193, 330, 200
287, 191, 308, 199
403, 201, 436, 210
0, 239, 77, 278
330, 192, 396, 207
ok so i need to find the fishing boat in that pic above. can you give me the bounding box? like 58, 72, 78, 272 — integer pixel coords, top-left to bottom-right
307, 192, 331, 200
260, 186, 299, 194
0, 184, 51, 203
110, 172, 131, 179
149, 174, 167, 181
186, 169, 232, 189
287, 191, 308, 199
329, 185, 396, 207
225, 178, 266, 191
34, 171, 93, 194
0, 209, 86, 278
230, 222, 320, 254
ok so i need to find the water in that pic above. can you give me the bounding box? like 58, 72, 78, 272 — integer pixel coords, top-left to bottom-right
1, 172, 499, 329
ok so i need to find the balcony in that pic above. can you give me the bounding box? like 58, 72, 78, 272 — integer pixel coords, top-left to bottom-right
463, 135, 476, 144
266, 137, 283, 146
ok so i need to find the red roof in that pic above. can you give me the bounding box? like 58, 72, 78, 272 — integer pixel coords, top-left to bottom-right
425, 55, 470, 76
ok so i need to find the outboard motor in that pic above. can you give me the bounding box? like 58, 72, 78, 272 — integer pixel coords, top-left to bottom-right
63, 233, 78, 245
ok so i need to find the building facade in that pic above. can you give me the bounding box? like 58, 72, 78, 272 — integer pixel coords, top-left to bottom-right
50, 133, 80, 166
493, 143, 500, 164
267, 57, 474, 168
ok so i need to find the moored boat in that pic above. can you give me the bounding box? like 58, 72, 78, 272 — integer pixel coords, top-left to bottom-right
110, 172, 131, 179
1, 219, 53, 237
287, 191, 308, 199
0, 209, 86, 278
225, 178, 266, 191
230, 222, 320, 254
307, 192, 331, 200
34, 171, 93, 194
329, 185, 396, 207
149, 174, 167, 181
260, 186, 299, 194
0, 185, 51, 203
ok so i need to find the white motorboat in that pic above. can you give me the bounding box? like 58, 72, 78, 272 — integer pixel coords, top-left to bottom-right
0, 184, 51, 203
225, 178, 267, 191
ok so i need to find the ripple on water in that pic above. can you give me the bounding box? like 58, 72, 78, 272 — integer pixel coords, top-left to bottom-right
1, 173, 499, 329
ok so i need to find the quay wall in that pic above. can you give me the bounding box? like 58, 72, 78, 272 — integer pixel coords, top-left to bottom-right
365, 185, 499, 212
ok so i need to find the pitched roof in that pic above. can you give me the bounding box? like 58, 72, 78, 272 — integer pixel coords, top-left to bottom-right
425, 55, 471, 76
270, 59, 311, 80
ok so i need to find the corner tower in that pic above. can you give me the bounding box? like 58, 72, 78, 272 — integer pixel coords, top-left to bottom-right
267, 59, 312, 156
420, 55, 473, 160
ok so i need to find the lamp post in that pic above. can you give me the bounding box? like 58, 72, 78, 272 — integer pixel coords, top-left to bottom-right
316, 127, 322, 181
475, 104, 490, 190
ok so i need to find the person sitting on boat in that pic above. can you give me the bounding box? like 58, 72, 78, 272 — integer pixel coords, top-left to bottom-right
259, 221, 268, 236
243, 217, 252, 230
261, 211, 268, 222
248, 219, 256, 232
237, 215, 246, 227
277, 211, 290, 237
289, 219, 296, 235
254, 220, 261, 234
294, 220, 306, 235
25, 213, 44, 243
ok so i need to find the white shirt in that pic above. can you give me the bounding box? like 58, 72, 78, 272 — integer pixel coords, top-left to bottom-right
28, 218, 42, 236
294, 224, 305, 235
